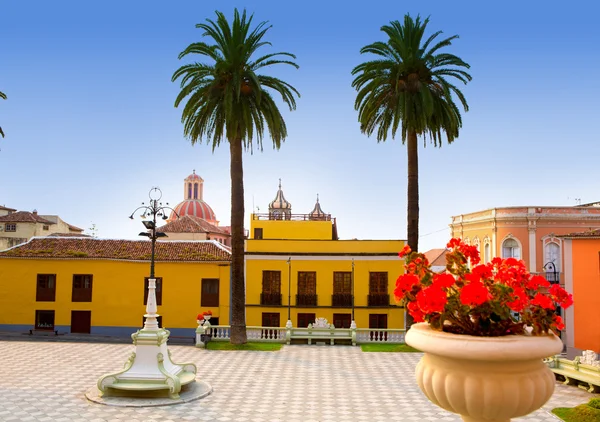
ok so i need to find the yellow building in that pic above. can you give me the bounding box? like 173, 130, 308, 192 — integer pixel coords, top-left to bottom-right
246, 183, 405, 330
0, 237, 231, 336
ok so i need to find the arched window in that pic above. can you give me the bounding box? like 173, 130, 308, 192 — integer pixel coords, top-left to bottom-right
544, 242, 561, 273
193, 183, 198, 199
484, 243, 490, 264
502, 238, 520, 259
188, 183, 192, 199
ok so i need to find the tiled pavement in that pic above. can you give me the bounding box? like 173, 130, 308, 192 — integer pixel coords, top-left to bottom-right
0, 340, 597, 421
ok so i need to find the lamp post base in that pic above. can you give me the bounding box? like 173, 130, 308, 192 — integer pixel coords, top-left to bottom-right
97, 328, 197, 399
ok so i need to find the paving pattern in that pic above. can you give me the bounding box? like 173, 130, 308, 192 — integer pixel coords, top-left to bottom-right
0, 340, 597, 421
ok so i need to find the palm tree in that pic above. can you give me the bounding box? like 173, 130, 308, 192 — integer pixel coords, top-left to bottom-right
352, 14, 471, 254
172, 9, 300, 344
0, 91, 6, 138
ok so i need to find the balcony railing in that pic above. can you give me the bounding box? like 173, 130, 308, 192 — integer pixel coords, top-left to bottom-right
252, 213, 332, 222
331, 294, 353, 307
260, 293, 282, 306
368, 294, 390, 307
36, 288, 56, 302
296, 294, 318, 306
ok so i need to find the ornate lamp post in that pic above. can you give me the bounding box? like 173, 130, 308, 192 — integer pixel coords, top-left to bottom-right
96, 187, 197, 400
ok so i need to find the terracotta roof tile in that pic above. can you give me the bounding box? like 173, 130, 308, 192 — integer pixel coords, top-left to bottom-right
0, 211, 55, 224
559, 228, 600, 239
424, 248, 448, 267
48, 233, 92, 238
157, 215, 229, 235
67, 223, 84, 232
0, 237, 231, 261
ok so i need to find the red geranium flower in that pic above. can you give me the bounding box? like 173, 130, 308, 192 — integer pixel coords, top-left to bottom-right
531, 293, 554, 310
549, 284, 573, 308
407, 301, 425, 323
552, 315, 565, 331
432, 273, 455, 289
460, 281, 490, 306
398, 244, 411, 258
394, 274, 420, 299
526, 275, 550, 290
506, 287, 528, 312
416, 286, 447, 313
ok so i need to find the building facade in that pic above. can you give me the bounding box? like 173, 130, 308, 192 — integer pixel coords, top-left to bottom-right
450, 204, 600, 280
0, 237, 231, 337
560, 229, 600, 357
0, 210, 83, 250
246, 185, 405, 330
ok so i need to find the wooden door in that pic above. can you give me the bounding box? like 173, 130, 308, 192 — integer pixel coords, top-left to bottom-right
71, 310, 91, 334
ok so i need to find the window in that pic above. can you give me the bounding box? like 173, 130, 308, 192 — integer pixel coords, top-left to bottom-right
262, 271, 281, 294
254, 228, 263, 239
35, 310, 55, 330
369, 314, 388, 341
484, 243, 491, 264
333, 272, 352, 294
368, 272, 389, 306
502, 238, 521, 259
201, 278, 219, 307
369, 314, 388, 329
43, 225, 49, 231
297, 313, 315, 328
36, 274, 56, 302
144, 277, 163, 306
188, 183, 192, 199
261, 271, 281, 305
332, 313, 352, 329
544, 242, 561, 273
297, 272, 317, 306
7, 238, 26, 248
193, 183, 198, 199
5, 223, 16, 232
333, 272, 352, 307
72, 274, 93, 302
262, 312, 280, 327
369, 272, 388, 293
298, 272, 316, 294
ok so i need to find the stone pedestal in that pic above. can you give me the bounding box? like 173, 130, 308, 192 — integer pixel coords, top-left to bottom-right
97, 278, 197, 399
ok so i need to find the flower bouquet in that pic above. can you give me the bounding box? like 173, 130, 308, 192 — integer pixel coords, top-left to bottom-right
395, 238, 572, 336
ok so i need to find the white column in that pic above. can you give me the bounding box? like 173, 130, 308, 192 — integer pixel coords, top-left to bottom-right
528, 227, 537, 273
143, 278, 159, 331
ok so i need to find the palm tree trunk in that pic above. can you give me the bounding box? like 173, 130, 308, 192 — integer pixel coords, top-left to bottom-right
405, 129, 419, 330
229, 137, 247, 344
407, 130, 419, 252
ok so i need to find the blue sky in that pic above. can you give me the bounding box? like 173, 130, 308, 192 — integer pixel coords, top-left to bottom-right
1, 1, 599, 251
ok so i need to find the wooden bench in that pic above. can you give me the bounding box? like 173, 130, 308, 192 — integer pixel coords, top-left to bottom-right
545, 355, 600, 393
29, 329, 58, 336
287, 327, 355, 346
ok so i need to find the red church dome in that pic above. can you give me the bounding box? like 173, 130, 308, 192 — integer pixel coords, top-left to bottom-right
171, 200, 217, 223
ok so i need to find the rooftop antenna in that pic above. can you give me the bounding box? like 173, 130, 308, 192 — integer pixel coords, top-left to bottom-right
575, 198, 581, 205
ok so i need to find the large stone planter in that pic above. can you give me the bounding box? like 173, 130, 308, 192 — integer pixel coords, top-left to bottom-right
405, 323, 563, 422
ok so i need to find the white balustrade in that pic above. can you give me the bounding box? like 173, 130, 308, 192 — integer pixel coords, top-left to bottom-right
196, 325, 405, 346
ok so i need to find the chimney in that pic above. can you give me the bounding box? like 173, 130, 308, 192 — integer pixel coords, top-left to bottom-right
33, 209, 38, 215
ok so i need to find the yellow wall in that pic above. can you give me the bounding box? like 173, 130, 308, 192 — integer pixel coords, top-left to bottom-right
245, 238, 405, 329
249, 214, 333, 240
0, 258, 230, 332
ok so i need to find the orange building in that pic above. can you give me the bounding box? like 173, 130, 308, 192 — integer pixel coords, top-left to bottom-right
450, 204, 600, 280
560, 229, 600, 357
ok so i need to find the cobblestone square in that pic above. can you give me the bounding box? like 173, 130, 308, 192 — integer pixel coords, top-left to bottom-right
0, 340, 596, 421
